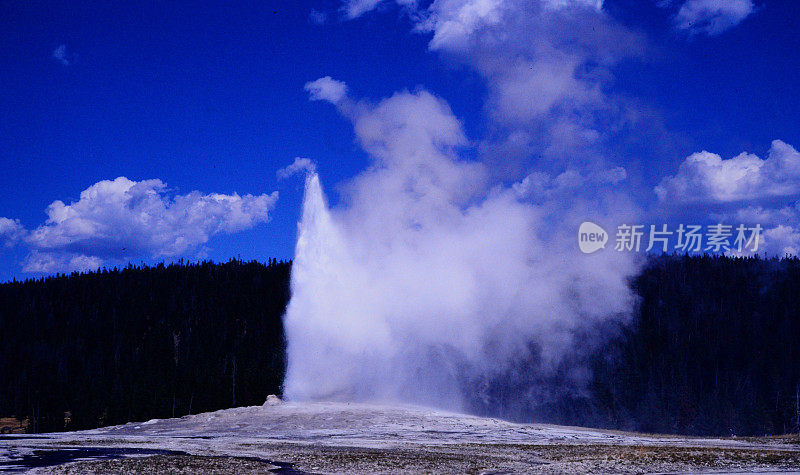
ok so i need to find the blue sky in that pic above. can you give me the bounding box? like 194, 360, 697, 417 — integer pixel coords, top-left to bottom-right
1, 0, 799, 282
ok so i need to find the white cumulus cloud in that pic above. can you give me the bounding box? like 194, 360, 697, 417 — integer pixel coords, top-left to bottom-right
660, 140, 800, 258
11, 177, 277, 273
656, 140, 800, 205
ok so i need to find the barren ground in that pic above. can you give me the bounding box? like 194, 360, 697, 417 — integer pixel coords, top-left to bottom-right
2, 401, 800, 473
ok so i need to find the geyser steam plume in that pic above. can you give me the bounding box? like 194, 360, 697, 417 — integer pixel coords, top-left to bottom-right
282, 86, 639, 414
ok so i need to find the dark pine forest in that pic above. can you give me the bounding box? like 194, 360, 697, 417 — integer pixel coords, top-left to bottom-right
0, 259, 290, 433
1, 255, 799, 436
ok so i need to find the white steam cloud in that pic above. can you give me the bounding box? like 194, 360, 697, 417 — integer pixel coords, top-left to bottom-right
282, 75, 640, 411
278, 157, 317, 179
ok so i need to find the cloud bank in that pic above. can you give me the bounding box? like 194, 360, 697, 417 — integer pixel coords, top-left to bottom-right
2, 177, 278, 274
656, 140, 800, 205
658, 140, 800, 257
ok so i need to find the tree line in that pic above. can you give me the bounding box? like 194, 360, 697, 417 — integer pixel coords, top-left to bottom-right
595, 254, 800, 436
0, 259, 290, 432
1, 254, 799, 436
468, 254, 800, 437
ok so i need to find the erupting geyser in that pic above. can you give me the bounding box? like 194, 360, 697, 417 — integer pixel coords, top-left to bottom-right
281, 85, 639, 414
